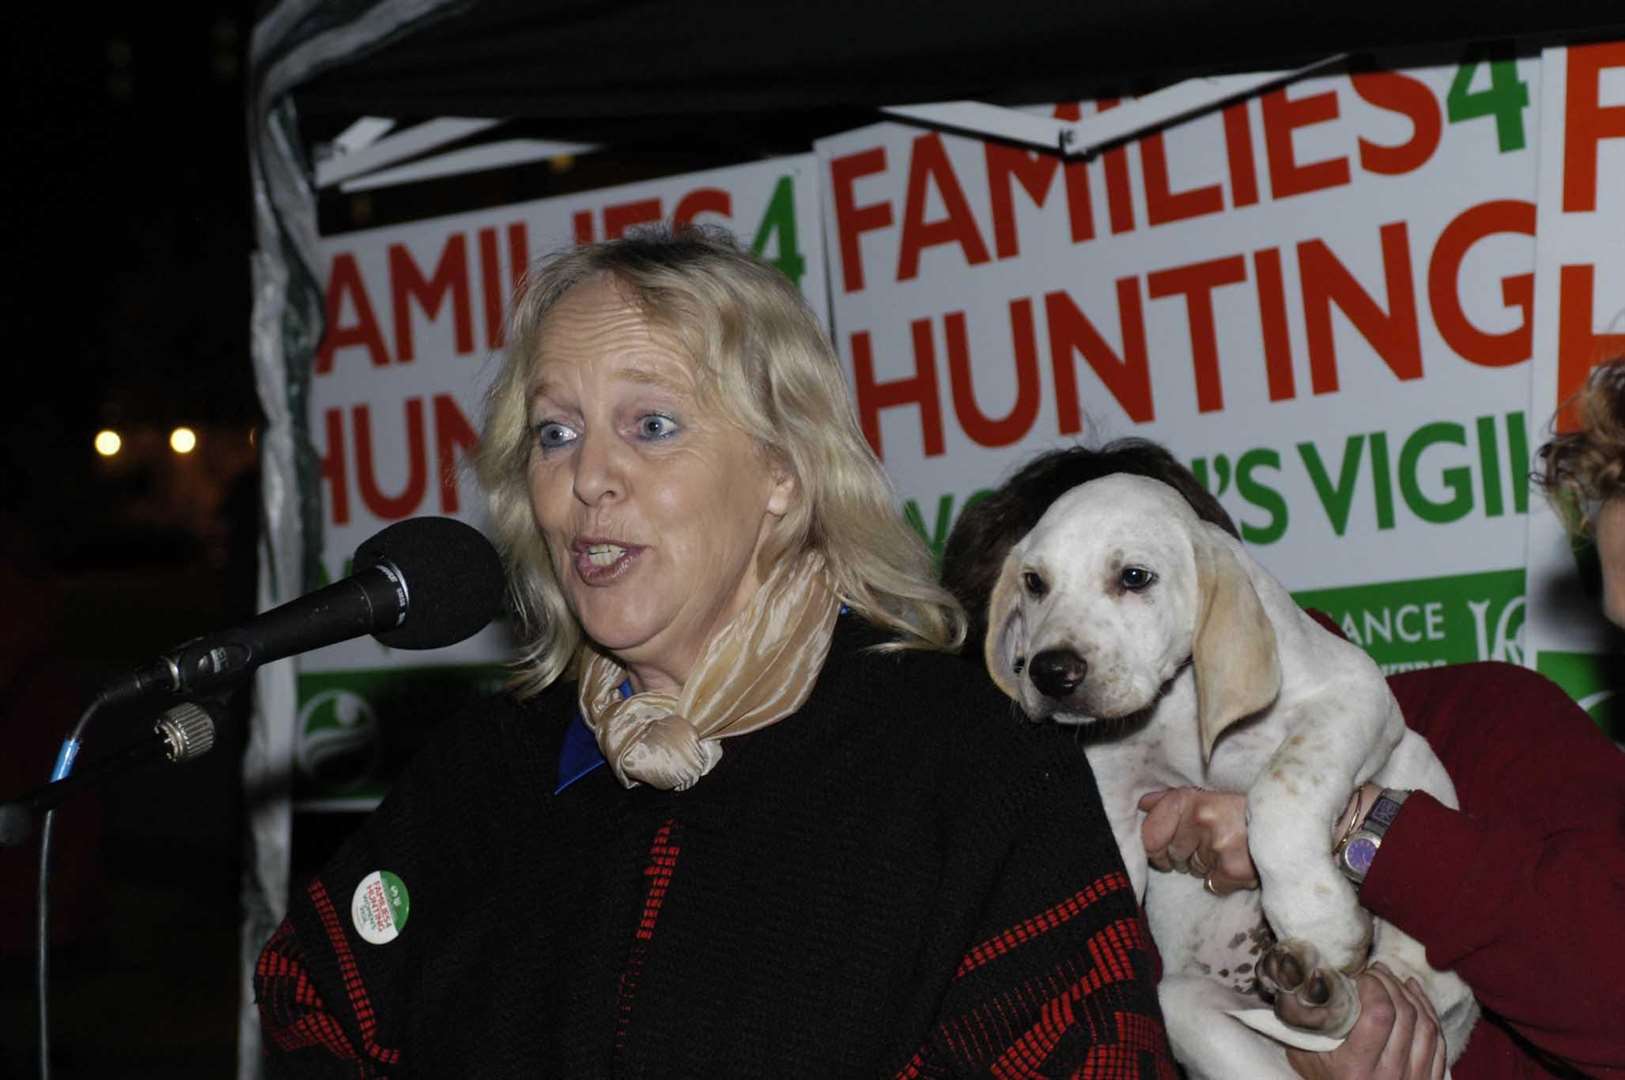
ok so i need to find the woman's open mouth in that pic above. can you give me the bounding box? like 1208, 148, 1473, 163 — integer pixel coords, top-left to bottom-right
573, 539, 642, 582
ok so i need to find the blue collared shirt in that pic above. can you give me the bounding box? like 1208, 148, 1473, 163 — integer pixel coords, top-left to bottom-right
554, 679, 627, 793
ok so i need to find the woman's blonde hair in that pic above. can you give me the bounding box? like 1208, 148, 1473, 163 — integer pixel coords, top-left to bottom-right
476, 225, 964, 695
1536, 356, 1625, 533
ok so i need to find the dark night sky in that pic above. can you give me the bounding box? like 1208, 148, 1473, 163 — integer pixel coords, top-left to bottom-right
8, 3, 259, 563
3, 12, 265, 1075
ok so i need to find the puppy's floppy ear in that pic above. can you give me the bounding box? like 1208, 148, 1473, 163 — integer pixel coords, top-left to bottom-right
983, 552, 1027, 701
1191, 524, 1281, 761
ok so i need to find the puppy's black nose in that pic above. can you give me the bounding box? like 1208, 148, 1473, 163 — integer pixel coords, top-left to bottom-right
1029, 648, 1088, 699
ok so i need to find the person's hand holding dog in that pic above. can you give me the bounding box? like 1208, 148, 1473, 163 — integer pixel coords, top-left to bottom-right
1286, 965, 1447, 1079
1140, 783, 1387, 895
1141, 786, 1446, 1077
1138, 787, 1258, 895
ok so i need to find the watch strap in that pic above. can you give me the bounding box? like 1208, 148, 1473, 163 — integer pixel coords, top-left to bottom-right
1335, 788, 1409, 886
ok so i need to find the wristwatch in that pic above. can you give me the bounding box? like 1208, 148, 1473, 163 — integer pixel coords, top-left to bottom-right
1335, 788, 1410, 888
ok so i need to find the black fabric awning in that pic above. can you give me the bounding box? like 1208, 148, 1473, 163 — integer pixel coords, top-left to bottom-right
289, 0, 1625, 132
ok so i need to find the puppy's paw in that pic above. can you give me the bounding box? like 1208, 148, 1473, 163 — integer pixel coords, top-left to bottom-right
1262, 895, 1372, 975
1259, 939, 1360, 1039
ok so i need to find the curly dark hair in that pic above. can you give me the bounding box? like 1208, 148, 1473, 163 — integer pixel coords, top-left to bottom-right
1536, 357, 1625, 533
940, 439, 1238, 656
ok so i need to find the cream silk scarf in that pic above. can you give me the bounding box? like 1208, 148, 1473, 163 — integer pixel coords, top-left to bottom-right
576, 552, 839, 791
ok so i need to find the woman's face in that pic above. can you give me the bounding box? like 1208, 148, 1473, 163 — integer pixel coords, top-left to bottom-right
526, 276, 795, 692
1595, 497, 1625, 628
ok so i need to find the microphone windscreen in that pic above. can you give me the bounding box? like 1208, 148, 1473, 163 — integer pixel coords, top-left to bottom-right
355, 517, 506, 650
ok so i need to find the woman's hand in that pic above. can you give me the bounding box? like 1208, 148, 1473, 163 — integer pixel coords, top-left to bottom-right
1286, 964, 1447, 1079
1137, 787, 1258, 895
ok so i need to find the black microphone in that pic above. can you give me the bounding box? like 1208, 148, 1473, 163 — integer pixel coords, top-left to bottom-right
95, 516, 506, 708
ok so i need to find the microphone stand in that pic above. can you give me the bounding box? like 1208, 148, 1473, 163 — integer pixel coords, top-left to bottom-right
0, 702, 218, 846
3, 700, 219, 1080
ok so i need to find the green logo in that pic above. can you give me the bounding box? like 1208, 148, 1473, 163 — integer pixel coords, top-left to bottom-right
351, 869, 411, 945
297, 688, 381, 794
1535, 650, 1624, 741
1292, 568, 1524, 673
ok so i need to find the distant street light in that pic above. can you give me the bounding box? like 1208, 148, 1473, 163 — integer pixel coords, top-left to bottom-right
94, 430, 122, 457
170, 426, 199, 454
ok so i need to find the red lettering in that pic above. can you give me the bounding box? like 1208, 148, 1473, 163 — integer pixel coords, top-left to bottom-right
1046, 280, 1153, 429
572, 209, 594, 245
1146, 256, 1248, 412
1299, 222, 1421, 393
1062, 160, 1095, 244
508, 223, 529, 294
673, 188, 731, 227
1252, 248, 1296, 401
897, 133, 991, 281
946, 305, 1040, 446
1141, 132, 1224, 226
1351, 71, 1442, 176
388, 236, 473, 363
1427, 200, 1535, 368
353, 400, 428, 519
1563, 42, 1625, 213
1047, 103, 1099, 242
1095, 100, 1137, 234
478, 227, 503, 350
849, 327, 944, 459
1557, 265, 1625, 432
316, 252, 389, 375
500, 222, 533, 345
603, 199, 663, 240
433, 394, 479, 513
988, 145, 1055, 259
829, 147, 892, 293
476, 222, 528, 350
1261, 83, 1352, 199
1222, 103, 1260, 208
320, 407, 349, 525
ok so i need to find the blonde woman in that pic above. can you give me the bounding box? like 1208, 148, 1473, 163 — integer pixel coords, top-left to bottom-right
1538, 356, 1625, 626
255, 227, 1172, 1077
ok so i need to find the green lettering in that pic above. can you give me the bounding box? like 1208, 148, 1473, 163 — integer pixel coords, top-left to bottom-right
1190, 457, 1211, 494
1446, 54, 1530, 153
1236, 448, 1288, 545
1506, 410, 1529, 514
903, 493, 958, 563
1476, 415, 1504, 517
1298, 435, 1365, 536
1370, 431, 1396, 530
1399, 421, 1473, 524
750, 176, 807, 289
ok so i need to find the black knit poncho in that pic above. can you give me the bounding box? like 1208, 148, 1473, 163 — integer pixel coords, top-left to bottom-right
256, 614, 1173, 1078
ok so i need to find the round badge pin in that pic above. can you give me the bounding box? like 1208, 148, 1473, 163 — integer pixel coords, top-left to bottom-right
351, 870, 411, 945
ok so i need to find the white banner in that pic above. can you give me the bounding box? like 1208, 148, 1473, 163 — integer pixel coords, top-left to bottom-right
1525, 41, 1625, 729
817, 55, 1547, 674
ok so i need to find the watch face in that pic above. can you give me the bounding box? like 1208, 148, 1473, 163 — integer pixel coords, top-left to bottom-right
1345, 836, 1380, 877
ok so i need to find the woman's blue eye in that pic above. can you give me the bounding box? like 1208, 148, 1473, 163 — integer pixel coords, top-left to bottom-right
636, 414, 678, 440
533, 421, 576, 450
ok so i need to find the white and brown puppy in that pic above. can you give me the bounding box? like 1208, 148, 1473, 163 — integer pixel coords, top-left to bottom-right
984, 473, 1477, 1078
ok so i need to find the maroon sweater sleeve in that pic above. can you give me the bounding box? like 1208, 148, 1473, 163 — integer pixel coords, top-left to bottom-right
1370, 662, 1625, 1078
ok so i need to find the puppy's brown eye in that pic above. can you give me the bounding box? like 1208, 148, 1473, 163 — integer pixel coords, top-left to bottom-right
1120, 566, 1155, 591
1022, 570, 1048, 598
